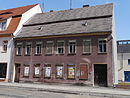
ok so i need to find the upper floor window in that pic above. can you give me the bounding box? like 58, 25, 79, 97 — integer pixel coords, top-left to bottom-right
69, 40, 76, 54
0, 21, 7, 31
46, 41, 53, 55
83, 39, 91, 53
16, 43, 22, 56
2, 40, 8, 52
25, 43, 31, 55
35, 42, 42, 55
57, 40, 64, 54
128, 59, 130, 65
98, 39, 107, 53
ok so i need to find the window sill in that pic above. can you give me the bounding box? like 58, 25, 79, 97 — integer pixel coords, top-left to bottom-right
23, 76, 29, 78
16, 55, 22, 56
44, 77, 51, 79
45, 54, 52, 56
56, 53, 64, 55
82, 53, 91, 55
34, 54, 42, 56
98, 52, 107, 55
68, 53, 76, 55
1, 51, 7, 53
33, 75, 40, 78
24, 54, 31, 56
67, 78, 75, 80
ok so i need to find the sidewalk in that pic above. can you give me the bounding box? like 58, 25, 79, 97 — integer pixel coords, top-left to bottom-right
0, 82, 130, 98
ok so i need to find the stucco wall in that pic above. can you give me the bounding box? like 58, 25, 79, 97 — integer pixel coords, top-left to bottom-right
118, 53, 130, 82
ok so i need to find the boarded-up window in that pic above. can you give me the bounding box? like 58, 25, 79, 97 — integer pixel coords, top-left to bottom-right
46, 41, 53, 54
80, 64, 88, 80
24, 65, 30, 77
83, 39, 91, 53
44, 64, 51, 78
67, 65, 75, 79
56, 65, 63, 78
34, 64, 40, 77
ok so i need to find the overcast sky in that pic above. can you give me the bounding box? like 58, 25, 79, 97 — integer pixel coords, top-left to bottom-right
0, 0, 129, 40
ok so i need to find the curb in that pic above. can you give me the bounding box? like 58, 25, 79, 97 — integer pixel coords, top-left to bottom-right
0, 83, 130, 98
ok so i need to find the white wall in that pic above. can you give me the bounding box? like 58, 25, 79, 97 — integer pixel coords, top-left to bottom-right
118, 53, 130, 82
14, 4, 42, 36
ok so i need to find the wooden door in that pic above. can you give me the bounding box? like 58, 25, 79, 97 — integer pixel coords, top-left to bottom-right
80, 64, 88, 80
15, 64, 20, 82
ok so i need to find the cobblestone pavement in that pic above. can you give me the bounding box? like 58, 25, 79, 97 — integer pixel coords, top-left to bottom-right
0, 86, 107, 98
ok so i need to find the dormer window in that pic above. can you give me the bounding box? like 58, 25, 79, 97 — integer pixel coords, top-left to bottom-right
0, 21, 7, 31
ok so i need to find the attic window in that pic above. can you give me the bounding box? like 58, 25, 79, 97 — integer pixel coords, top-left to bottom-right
0, 20, 7, 31
0, 12, 12, 15
82, 21, 88, 26
37, 26, 43, 30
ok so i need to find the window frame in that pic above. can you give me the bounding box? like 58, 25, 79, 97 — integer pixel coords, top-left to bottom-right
2, 40, 8, 52
83, 39, 91, 54
44, 64, 51, 78
57, 40, 65, 54
16, 43, 22, 56
98, 38, 107, 53
46, 41, 54, 55
25, 42, 32, 56
35, 42, 42, 55
68, 40, 76, 54
23, 65, 30, 77
34, 64, 40, 77
0, 20, 7, 31
128, 59, 130, 65
56, 65, 63, 79
67, 64, 75, 79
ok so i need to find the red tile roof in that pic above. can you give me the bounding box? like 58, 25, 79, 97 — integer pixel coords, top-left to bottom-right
0, 4, 38, 36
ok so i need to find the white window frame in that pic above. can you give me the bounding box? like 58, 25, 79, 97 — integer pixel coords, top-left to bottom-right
44, 65, 51, 78
25, 42, 32, 55
16, 43, 22, 55
35, 42, 42, 55
57, 40, 65, 54
0, 20, 7, 31
56, 65, 63, 78
2, 40, 8, 52
83, 39, 91, 53
68, 40, 76, 54
46, 41, 54, 54
24, 65, 30, 77
98, 38, 107, 53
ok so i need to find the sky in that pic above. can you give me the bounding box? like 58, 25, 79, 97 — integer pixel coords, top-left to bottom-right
0, 0, 129, 40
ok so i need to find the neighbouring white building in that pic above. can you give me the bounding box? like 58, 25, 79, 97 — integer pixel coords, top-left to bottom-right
0, 4, 42, 82
117, 40, 130, 82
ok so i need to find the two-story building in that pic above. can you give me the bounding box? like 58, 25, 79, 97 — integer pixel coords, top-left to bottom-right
0, 4, 42, 82
14, 3, 118, 87
117, 40, 130, 82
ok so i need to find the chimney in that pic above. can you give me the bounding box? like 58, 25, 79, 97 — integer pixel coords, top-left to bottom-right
50, 10, 54, 12
83, 5, 89, 8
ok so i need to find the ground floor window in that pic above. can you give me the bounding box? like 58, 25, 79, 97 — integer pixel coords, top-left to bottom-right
44, 64, 51, 78
67, 65, 75, 79
56, 65, 63, 78
24, 65, 30, 77
124, 71, 130, 82
34, 64, 40, 77
0, 63, 7, 78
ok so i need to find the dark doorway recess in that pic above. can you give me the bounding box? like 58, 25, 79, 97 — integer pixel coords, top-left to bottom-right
0, 63, 7, 78
15, 64, 21, 82
94, 64, 107, 87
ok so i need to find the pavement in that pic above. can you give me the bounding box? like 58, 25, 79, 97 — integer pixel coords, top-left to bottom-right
0, 82, 130, 98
